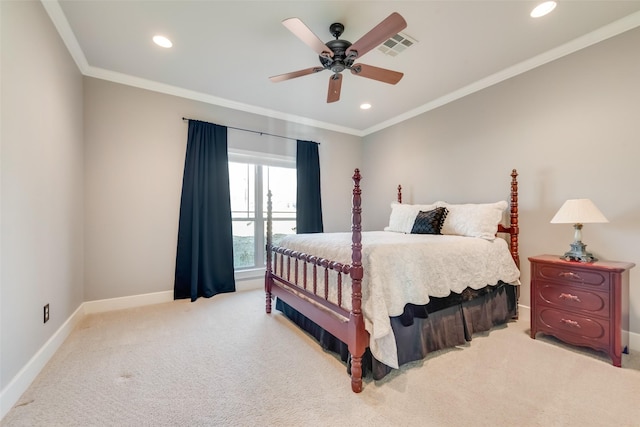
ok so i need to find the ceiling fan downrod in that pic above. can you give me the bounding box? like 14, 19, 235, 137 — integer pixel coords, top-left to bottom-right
320, 23, 353, 74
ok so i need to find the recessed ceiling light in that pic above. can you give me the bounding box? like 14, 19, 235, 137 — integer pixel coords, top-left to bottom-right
530, 1, 557, 18
153, 35, 173, 48
360, 103, 372, 110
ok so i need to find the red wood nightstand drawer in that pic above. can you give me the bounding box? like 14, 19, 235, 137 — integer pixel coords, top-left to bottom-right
535, 282, 609, 317
537, 307, 610, 345
535, 264, 608, 288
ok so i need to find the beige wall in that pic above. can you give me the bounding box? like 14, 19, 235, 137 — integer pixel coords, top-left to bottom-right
362, 27, 640, 336
3, 0, 639, 407
1, 1, 84, 391
83, 78, 362, 301
1, 0, 361, 399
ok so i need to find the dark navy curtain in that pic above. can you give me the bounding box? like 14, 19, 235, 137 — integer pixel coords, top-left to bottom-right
174, 120, 235, 301
296, 140, 323, 233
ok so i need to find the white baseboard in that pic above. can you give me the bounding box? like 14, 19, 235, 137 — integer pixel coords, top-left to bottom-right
1, 290, 173, 420
0, 304, 84, 420
82, 280, 262, 315
630, 331, 640, 352
1, 282, 264, 420
83, 290, 174, 314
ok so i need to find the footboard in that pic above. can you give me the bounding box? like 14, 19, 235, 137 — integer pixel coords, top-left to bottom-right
265, 169, 368, 393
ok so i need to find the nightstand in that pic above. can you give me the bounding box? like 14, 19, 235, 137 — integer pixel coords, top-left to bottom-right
529, 254, 635, 367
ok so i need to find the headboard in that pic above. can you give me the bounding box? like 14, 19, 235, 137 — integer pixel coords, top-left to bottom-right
395, 169, 519, 268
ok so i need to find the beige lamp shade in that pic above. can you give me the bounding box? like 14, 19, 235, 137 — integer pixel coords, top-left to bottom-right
551, 198, 608, 262
550, 199, 608, 224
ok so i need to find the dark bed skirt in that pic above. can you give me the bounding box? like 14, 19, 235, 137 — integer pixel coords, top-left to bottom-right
275, 282, 518, 380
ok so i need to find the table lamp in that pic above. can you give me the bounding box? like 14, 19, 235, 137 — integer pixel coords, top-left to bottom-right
550, 198, 608, 262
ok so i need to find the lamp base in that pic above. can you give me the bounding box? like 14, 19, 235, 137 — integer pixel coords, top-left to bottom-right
561, 241, 597, 263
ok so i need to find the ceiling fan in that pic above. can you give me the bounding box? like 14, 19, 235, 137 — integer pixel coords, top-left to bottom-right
269, 12, 407, 103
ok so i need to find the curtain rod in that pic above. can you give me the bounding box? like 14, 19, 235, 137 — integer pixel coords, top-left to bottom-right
181, 117, 318, 144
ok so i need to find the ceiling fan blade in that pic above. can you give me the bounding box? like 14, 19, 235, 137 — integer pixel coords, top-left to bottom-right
346, 12, 407, 60
327, 74, 342, 103
350, 63, 403, 85
282, 18, 334, 58
269, 67, 324, 83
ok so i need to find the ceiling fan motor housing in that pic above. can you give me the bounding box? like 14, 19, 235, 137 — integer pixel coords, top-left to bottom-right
319, 38, 353, 73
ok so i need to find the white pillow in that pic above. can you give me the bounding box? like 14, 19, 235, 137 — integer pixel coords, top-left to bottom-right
435, 200, 508, 240
386, 202, 436, 233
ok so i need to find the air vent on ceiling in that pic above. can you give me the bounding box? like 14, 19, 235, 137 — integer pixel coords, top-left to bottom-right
377, 32, 417, 57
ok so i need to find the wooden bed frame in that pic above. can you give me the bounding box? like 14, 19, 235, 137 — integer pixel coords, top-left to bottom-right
264, 169, 519, 393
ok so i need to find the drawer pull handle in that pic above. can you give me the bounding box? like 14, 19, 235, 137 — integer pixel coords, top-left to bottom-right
559, 271, 582, 280
559, 293, 581, 303
560, 318, 581, 328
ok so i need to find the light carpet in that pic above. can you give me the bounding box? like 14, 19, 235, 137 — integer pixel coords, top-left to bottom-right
3, 289, 640, 426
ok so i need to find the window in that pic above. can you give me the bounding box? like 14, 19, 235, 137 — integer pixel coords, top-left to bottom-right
229, 151, 296, 271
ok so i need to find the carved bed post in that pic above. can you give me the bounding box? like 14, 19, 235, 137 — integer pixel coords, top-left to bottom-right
397, 185, 402, 204
265, 190, 273, 313
509, 169, 520, 268
349, 169, 366, 393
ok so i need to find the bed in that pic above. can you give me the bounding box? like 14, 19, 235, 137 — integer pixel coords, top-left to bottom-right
264, 169, 520, 392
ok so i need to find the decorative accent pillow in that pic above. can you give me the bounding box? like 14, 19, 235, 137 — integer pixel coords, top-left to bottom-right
435, 200, 508, 240
386, 202, 436, 233
410, 207, 448, 234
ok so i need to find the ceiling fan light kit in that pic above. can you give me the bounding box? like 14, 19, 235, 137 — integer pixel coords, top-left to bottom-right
269, 12, 407, 103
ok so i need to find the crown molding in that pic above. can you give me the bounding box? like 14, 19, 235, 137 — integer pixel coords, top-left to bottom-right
362, 10, 640, 136
41, 0, 89, 73
42, 1, 640, 138
84, 66, 363, 136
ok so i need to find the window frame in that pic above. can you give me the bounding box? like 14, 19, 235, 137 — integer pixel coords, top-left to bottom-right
228, 149, 296, 278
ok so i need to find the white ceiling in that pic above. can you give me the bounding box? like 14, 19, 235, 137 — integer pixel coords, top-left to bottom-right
46, 1, 640, 136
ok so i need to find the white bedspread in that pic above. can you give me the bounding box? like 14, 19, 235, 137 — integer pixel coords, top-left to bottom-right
276, 231, 520, 369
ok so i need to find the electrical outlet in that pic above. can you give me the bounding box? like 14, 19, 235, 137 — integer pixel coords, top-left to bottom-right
44, 304, 50, 323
